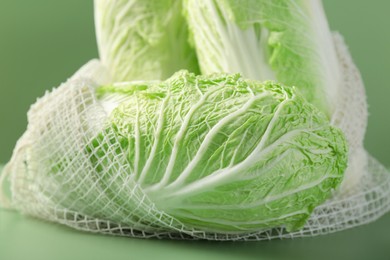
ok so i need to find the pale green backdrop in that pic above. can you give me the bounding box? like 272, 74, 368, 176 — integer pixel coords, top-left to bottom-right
0, 1, 389, 260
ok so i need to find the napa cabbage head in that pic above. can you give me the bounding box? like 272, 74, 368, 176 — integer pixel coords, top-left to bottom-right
92, 70, 348, 232
184, 0, 341, 117
95, 0, 200, 82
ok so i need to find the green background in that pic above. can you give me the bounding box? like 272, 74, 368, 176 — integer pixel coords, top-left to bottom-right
0, 1, 389, 259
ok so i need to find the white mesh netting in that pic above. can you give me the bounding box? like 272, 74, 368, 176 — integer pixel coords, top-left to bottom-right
0, 34, 389, 241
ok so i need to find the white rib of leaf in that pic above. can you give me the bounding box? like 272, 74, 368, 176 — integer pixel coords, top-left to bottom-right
138, 93, 170, 184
